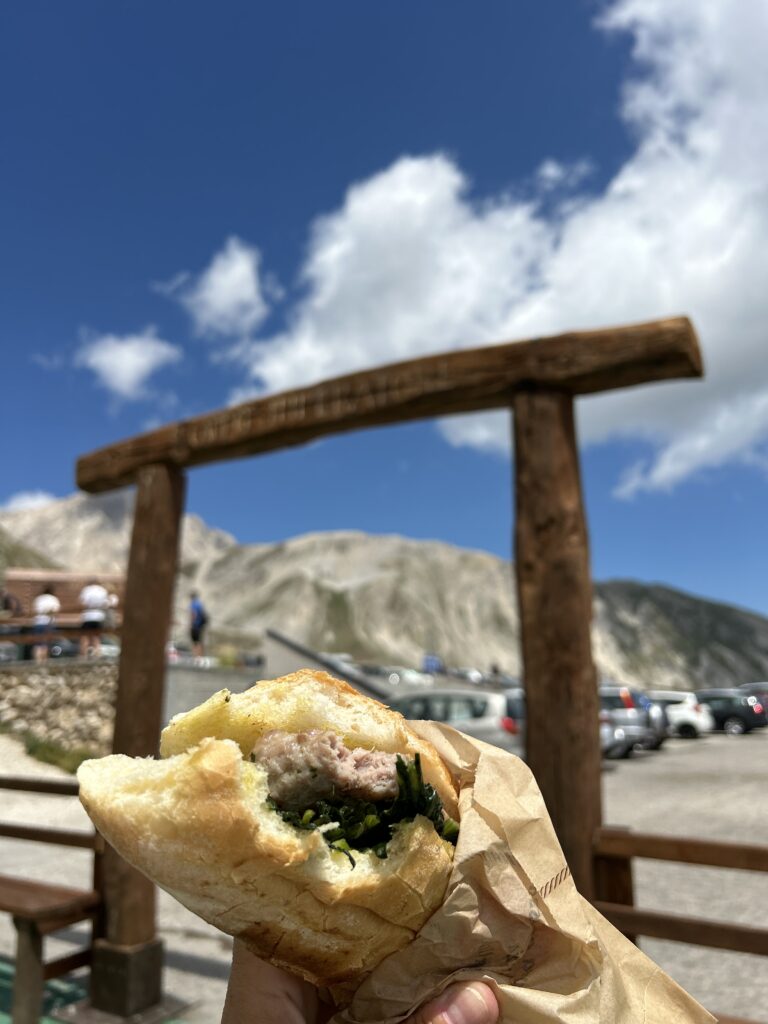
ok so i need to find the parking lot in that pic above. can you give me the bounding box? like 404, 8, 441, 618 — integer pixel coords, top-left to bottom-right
0, 728, 766, 1021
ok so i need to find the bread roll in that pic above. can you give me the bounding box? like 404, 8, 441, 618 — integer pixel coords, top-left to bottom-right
77, 671, 458, 989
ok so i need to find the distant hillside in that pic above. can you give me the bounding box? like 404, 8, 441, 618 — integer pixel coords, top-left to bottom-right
2, 493, 768, 690
593, 580, 768, 690
0, 524, 59, 576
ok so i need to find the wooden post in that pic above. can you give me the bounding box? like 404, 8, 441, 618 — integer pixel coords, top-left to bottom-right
513, 390, 602, 899
11, 918, 44, 1024
92, 462, 185, 1016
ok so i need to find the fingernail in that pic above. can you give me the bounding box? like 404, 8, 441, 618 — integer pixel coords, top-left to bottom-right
440, 984, 496, 1024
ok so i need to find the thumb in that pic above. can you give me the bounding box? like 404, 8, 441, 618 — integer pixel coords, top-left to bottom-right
408, 982, 499, 1024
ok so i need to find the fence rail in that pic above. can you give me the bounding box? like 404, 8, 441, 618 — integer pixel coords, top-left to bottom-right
593, 826, 768, 952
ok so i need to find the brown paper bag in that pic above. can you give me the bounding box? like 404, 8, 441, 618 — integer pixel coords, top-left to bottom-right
331, 721, 715, 1024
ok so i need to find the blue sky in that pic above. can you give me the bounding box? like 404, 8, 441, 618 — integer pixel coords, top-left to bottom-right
3, 0, 768, 614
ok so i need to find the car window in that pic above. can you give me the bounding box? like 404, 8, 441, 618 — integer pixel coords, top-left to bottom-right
428, 696, 451, 722
600, 695, 626, 709
448, 698, 481, 721
394, 697, 431, 720
703, 697, 735, 711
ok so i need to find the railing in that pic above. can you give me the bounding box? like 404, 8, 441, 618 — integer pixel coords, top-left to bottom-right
593, 826, 768, 1023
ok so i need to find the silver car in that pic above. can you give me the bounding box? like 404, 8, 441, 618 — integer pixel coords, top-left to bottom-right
599, 685, 662, 754
389, 688, 524, 755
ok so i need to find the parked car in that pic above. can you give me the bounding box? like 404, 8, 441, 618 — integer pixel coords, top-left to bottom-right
0, 641, 18, 663
739, 682, 768, 707
49, 638, 79, 659
382, 667, 434, 687
647, 690, 715, 738
598, 685, 663, 753
696, 689, 768, 734
389, 687, 524, 755
391, 687, 623, 760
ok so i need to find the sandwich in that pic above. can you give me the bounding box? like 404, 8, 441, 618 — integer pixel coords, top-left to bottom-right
77, 671, 460, 990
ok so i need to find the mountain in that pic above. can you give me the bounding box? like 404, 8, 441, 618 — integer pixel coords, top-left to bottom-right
0, 490, 235, 575
2, 494, 768, 690
0, 524, 60, 576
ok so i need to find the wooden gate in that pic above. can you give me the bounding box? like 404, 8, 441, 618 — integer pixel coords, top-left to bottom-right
75, 316, 702, 1014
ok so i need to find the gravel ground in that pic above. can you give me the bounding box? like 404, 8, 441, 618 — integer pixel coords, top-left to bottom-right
1, 729, 766, 1022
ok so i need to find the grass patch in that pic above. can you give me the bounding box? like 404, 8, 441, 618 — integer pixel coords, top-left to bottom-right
22, 735, 96, 774
0, 723, 96, 774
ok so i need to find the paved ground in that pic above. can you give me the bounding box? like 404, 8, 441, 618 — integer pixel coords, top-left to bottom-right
602, 729, 768, 1021
1, 728, 766, 1021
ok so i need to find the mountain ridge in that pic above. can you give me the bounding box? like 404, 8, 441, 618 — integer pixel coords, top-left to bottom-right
2, 493, 767, 690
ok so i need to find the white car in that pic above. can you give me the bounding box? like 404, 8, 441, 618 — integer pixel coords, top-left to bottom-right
647, 690, 715, 738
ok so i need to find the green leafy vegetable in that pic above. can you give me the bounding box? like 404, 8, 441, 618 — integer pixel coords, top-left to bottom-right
268, 753, 459, 868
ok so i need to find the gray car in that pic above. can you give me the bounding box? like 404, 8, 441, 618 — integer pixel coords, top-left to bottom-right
599, 685, 665, 754
389, 688, 525, 755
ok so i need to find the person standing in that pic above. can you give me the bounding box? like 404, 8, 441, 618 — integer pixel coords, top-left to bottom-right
79, 578, 112, 657
32, 585, 60, 663
189, 590, 208, 661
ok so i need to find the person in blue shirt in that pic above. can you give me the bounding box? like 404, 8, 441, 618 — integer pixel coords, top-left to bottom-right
189, 591, 208, 659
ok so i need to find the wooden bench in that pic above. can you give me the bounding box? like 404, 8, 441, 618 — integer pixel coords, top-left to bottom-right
0, 776, 104, 1024
593, 826, 768, 1024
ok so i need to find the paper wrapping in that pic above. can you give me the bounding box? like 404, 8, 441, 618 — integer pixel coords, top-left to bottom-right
330, 722, 715, 1024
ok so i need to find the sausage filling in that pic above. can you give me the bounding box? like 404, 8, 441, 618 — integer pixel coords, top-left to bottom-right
250, 730, 458, 866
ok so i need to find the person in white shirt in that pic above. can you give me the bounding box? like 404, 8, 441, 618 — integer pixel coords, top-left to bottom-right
32, 585, 60, 663
79, 579, 115, 657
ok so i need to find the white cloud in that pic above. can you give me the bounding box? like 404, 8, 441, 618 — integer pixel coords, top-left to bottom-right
1, 490, 57, 512
535, 158, 593, 191
166, 236, 272, 339
195, 0, 768, 496
75, 327, 181, 400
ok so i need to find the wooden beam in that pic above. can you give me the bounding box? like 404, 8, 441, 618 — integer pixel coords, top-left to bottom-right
77, 317, 701, 492
513, 390, 602, 900
0, 777, 79, 796
595, 901, 768, 957
594, 827, 768, 873
102, 463, 185, 951
0, 823, 100, 849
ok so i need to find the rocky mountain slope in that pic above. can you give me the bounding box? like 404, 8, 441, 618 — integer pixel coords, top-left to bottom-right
2, 493, 767, 690
0, 524, 59, 576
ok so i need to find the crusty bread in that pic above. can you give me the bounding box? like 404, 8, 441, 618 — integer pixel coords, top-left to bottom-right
77, 671, 458, 990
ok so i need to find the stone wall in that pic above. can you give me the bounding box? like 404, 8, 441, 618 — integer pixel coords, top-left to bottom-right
0, 661, 117, 755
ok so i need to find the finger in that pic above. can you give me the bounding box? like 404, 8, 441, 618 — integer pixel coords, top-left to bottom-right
407, 981, 500, 1024
222, 940, 322, 1024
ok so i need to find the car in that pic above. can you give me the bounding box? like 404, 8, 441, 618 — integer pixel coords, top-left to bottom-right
598, 685, 662, 753
451, 668, 484, 685
382, 667, 434, 687
389, 687, 524, 755
696, 689, 768, 734
739, 681, 768, 707
390, 687, 623, 760
49, 638, 79, 659
0, 641, 19, 663
647, 690, 715, 738
595, 708, 634, 759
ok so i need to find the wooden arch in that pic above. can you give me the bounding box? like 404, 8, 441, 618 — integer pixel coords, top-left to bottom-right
76, 316, 702, 1014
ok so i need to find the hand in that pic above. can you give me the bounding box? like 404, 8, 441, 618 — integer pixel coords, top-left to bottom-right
222, 940, 500, 1024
